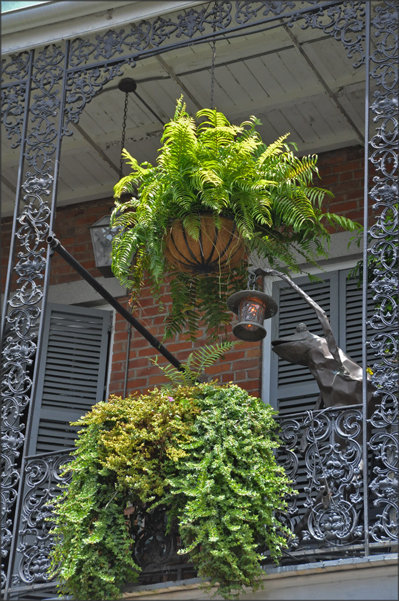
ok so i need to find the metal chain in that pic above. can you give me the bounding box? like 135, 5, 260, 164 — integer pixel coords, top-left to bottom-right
210, 38, 216, 109
119, 88, 132, 392
119, 91, 129, 178
247, 270, 257, 290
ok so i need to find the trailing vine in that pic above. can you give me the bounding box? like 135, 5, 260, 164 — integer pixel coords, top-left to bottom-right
49, 346, 296, 600
163, 383, 295, 599
48, 422, 138, 600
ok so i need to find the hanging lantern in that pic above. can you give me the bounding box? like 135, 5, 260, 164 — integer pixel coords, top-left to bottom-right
89, 215, 117, 277
89, 78, 137, 278
227, 289, 278, 341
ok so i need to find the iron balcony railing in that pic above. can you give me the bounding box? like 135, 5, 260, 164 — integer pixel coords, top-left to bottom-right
1, 1, 398, 598
6, 404, 397, 598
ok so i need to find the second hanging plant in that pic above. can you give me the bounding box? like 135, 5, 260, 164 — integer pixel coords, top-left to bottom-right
111, 96, 360, 339
49, 343, 297, 601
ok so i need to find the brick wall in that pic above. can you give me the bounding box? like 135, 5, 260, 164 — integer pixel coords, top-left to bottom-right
1, 145, 368, 400
50, 198, 115, 285
108, 290, 263, 398
316, 145, 366, 223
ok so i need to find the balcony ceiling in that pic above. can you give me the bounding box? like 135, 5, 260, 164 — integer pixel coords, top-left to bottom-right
1, 4, 367, 218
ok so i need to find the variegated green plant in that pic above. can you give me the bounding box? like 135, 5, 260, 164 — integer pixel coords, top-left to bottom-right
48, 343, 296, 601
111, 96, 361, 339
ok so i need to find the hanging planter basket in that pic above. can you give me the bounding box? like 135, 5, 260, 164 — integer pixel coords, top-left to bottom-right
164, 214, 246, 274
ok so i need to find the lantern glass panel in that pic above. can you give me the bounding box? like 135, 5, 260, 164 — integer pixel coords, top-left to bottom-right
90, 215, 116, 277
239, 297, 266, 327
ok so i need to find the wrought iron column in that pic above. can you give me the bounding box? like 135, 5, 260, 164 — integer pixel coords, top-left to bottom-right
367, 0, 399, 546
362, 0, 371, 557
1, 41, 69, 593
1, 1, 397, 596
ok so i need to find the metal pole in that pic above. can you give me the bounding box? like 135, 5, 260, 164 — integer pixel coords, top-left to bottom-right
123, 324, 132, 397
47, 235, 183, 371
361, 0, 371, 558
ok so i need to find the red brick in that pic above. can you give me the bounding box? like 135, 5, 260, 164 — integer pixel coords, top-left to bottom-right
207, 362, 233, 375
246, 369, 261, 379
230, 359, 259, 371
112, 351, 130, 363
125, 378, 149, 390
245, 347, 262, 358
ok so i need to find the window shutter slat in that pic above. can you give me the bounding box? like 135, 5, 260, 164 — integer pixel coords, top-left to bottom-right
270, 272, 339, 413
28, 303, 112, 455
269, 268, 377, 414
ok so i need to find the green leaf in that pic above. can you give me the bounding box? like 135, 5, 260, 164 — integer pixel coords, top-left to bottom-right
110, 96, 361, 339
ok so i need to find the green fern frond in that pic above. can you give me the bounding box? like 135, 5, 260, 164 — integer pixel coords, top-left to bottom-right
284, 155, 319, 184
196, 108, 232, 129
151, 356, 184, 386
110, 96, 361, 339
181, 213, 202, 240
196, 165, 223, 188
120, 148, 140, 170
151, 341, 236, 386
258, 134, 290, 164
113, 176, 137, 199
321, 212, 362, 231
187, 342, 236, 374
304, 186, 334, 208
233, 208, 258, 239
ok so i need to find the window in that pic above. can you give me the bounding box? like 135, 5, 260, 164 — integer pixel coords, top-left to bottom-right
266, 268, 370, 414
27, 303, 112, 455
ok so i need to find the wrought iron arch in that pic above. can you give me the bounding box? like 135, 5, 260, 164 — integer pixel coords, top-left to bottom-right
1, 0, 397, 596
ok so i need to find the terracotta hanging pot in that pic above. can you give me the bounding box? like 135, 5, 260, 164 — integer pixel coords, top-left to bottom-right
164, 214, 246, 274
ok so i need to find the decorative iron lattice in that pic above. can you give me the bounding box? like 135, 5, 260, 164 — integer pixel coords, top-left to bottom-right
1, 52, 31, 151
1, 0, 398, 596
128, 505, 196, 585
367, 0, 399, 547
63, 0, 366, 131
5, 407, 395, 592
1, 41, 67, 593
276, 407, 365, 550
10, 451, 73, 590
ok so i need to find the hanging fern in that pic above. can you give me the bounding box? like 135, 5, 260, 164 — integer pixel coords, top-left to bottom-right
110, 95, 362, 339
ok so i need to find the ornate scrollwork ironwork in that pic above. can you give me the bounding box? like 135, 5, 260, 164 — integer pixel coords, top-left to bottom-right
277, 407, 364, 549
10, 451, 73, 588
131, 506, 179, 572
300, 1, 366, 67
1, 52, 31, 149
1, 0, 398, 596
63, 65, 124, 136
1, 83, 28, 149
367, 0, 399, 546
1, 41, 66, 591
128, 505, 196, 585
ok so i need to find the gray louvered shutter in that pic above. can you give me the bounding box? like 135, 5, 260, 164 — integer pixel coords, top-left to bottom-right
269, 268, 375, 414
338, 269, 380, 365
270, 271, 339, 414
28, 303, 112, 455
